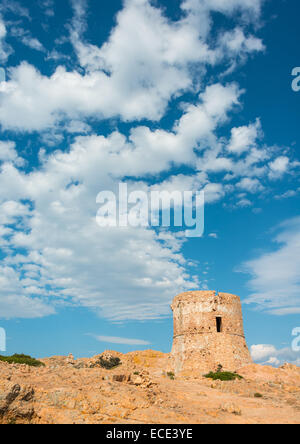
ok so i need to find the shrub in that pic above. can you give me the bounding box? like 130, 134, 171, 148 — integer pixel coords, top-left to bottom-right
167, 371, 175, 380
254, 393, 263, 398
0, 354, 45, 367
98, 356, 121, 370
204, 371, 243, 381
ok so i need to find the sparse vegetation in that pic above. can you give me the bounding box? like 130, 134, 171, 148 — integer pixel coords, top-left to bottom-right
0, 354, 45, 367
98, 356, 121, 370
167, 371, 175, 380
254, 393, 263, 398
204, 371, 243, 381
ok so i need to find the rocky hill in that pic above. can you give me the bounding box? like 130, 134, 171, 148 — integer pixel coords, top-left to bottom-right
0, 350, 299, 424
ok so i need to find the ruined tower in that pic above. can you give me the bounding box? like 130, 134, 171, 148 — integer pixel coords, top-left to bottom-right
171, 291, 252, 375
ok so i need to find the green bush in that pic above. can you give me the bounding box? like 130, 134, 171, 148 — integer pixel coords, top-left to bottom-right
167, 371, 175, 380
204, 371, 243, 381
254, 393, 263, 398
0, 354, 45, 367
98, 356, 121, 370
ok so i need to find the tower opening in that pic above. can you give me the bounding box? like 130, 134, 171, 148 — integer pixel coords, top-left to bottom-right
216, 317, 222, 333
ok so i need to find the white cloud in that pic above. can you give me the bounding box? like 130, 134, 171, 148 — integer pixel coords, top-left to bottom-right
0, 0, 293, 323
218, 28, 264, 73
10, 27, 45, 52
91, 335, 150, 346
0, 131, 203, 320
39, 0, 55, 17
0, 265, 55, 319
0, 0, 265, 132
251, 344, 300, 367
0, 18, 6, 40
0, 75, 292, 322
182, 0, 263, 19
0, 200, 30, 225
0, 141, 23, 165
0, 141, 17, 162
240, 217, 300, 315
275, 188, 300, 200
269, 156, 290, 179
64, 120, 92, 134
237, 177, 264, 193
228, 119, 262, 155
221, 28, 264, 54
54, 82, 240, 178
203, 182, 225, 203
0, 1, 30, 19
22, 37, 45, 52
251, 344, 277, 361
0, 16, 12, 63
236, 198, 252, 208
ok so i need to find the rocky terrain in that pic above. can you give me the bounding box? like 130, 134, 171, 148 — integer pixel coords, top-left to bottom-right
0, 350, 299, 424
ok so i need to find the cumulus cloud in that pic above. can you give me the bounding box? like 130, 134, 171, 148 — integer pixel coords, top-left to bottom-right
251, 344, 300, 367
251, 344, 278, 362
240, 217, 300, 315
220, 28, 264, 55
237, 177, 264, 193
0, 0, 265, 132
0, 76, 292, 321
218, 28, 265, 73
269, 156, 290, 179
0, 79, 240, 320
0, 129, 202, 320
0, 16, 12, 63
0, 200, 30, 225
0, 0, 293, 323
228, 119, 262, 155
275, 188, 300, 200
22, 37, 45, 52
0, 141, 24, 165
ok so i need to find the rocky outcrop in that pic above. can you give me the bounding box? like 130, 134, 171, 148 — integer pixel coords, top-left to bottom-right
0, 382, 35, 423
0, 352, 299, 424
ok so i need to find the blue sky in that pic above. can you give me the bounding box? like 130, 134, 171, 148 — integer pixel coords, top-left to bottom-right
0, 0, 299, 367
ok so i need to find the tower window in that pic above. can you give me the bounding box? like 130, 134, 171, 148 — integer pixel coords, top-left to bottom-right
216, 317, 222, 333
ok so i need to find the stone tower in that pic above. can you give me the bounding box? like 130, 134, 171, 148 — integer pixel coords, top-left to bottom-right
171, 291, 252, 375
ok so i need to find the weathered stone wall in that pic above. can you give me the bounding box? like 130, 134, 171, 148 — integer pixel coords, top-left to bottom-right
171, 291, 252, 375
